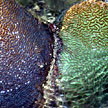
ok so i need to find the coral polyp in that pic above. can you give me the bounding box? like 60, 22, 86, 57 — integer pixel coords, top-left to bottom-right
58, 0, 108, 107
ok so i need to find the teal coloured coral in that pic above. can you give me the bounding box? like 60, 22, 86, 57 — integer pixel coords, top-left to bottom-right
58, 0, 108, 108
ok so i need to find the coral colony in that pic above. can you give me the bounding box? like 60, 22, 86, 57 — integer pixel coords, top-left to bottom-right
58, 0, 108, 107
0, 0, 54, 107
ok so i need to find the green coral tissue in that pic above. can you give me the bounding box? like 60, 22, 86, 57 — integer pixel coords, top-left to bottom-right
58, 1, 108, 108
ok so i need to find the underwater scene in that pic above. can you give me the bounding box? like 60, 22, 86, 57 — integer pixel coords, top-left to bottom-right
0, 0, 108, 108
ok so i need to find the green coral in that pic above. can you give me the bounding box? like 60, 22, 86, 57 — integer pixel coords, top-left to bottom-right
58, 1, 108, 108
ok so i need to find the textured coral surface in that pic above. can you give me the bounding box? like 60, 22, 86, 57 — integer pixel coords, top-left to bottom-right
58, 1, 108, 108
0, 0, 54, 108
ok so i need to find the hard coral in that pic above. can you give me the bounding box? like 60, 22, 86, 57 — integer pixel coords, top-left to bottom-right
58, 0, 108, 107
0, 0, 54, 107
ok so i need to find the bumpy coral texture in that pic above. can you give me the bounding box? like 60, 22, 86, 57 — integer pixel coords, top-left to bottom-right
0, 0, 53, 108
58, 1, 108, 108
